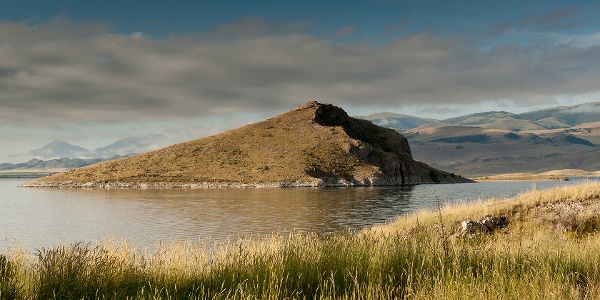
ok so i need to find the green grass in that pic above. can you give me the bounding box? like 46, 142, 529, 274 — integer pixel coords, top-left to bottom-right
3, 183, 600, 299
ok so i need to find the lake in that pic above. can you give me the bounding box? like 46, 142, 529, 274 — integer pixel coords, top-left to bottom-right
1, 178, 598, 251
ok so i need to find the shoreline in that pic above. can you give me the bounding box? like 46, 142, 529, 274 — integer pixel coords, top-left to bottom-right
20, 176, 473, 189
0, 172, 60, 179
471, 170, 600, 182
472, 175, 571, 182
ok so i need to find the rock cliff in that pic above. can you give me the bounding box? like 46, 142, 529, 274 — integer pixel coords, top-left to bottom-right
23, 101, 471, 188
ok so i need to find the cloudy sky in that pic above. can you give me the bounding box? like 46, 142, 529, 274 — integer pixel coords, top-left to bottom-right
1, 0, 600, 161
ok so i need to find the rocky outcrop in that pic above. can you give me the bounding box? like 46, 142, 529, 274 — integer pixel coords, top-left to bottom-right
23, 101, 472, 188
457, 215, 508, 236
309, 101, 463, 185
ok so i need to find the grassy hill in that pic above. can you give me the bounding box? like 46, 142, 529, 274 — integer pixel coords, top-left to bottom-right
24, 101, 468, 188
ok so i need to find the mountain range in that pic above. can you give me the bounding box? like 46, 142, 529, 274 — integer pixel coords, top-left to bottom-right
0, 157, 117, 171
360, 102, 600, 176
26, 134, 170, 160
0, 134, 172, 171
361, 102, 600, 132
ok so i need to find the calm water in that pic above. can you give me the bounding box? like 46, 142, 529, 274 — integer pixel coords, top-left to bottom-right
1, 178, 597, 251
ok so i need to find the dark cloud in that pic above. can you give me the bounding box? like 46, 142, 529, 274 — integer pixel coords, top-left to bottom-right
1, 17, 600, 125
491, 6, 582, 34
536, 7, 581, 30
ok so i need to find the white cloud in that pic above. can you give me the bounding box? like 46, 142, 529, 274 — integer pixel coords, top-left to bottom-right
1, 16, 600, 126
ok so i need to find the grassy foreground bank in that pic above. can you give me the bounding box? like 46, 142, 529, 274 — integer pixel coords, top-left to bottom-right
2, 183, 600, 299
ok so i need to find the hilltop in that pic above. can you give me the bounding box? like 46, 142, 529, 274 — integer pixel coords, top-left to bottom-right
23, 101, 468, 188
364, 102, 600, 132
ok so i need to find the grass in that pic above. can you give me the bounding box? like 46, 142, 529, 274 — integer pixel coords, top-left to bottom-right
3, 182, 600, 299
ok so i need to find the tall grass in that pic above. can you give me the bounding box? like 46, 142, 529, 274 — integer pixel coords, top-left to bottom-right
2, 182, 600, 299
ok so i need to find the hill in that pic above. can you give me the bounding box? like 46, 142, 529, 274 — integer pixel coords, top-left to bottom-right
438, 102, 600, 131
363, 102, 600, 134
518, 102, 600, 129
404, 125, 600, 177
23, 135, 172, 161
23, 101, 469, 188
0, 156, 129, 177
442, 111, 545, 131
90, 134, 168, 157
28, 140, 89, 158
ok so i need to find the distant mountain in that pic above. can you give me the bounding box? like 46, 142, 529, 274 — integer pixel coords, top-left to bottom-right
28, 140, 90, 159
518, 102, 600, 129
405, 125, 600, 177
361, 102, 600, 134
357, 101, 600, 177
357, 112, 437, 131
438, 102, 600, 132
22, 135, 172, 162
442, 111, 545, 131
91, 134, 169, 157
0, 157, 119, 171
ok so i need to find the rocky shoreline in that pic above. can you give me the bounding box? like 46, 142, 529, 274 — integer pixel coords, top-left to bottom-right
21, 174, 472, 189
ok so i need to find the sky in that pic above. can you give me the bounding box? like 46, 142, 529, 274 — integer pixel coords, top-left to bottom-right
1, 0, 600, 161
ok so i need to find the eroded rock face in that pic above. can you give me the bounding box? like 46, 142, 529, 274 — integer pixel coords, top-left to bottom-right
343, 140, 373, 161
311, 102, 422, 184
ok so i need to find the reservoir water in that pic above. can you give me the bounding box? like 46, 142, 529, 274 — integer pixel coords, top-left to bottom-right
1, 178, 598, 251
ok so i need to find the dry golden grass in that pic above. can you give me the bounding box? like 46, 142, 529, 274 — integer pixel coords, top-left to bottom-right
371, 181, 600, 238
4, 183, 600, 299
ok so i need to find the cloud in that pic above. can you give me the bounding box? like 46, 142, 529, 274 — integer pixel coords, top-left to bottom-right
564, 102, 600, 114
1, 16, 600, 126
490, 6, 582, 35
536, 6, 581, 30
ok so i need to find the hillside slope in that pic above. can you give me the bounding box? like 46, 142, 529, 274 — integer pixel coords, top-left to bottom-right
24, 101, 469, 188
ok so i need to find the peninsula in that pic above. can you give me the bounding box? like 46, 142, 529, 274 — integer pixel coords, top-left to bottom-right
23, 101, 470, 188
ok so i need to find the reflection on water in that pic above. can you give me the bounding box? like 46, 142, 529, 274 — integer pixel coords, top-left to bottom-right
1, 178, 597, 250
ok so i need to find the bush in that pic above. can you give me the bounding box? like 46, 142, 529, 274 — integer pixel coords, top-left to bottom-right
503, 132, 521, 140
